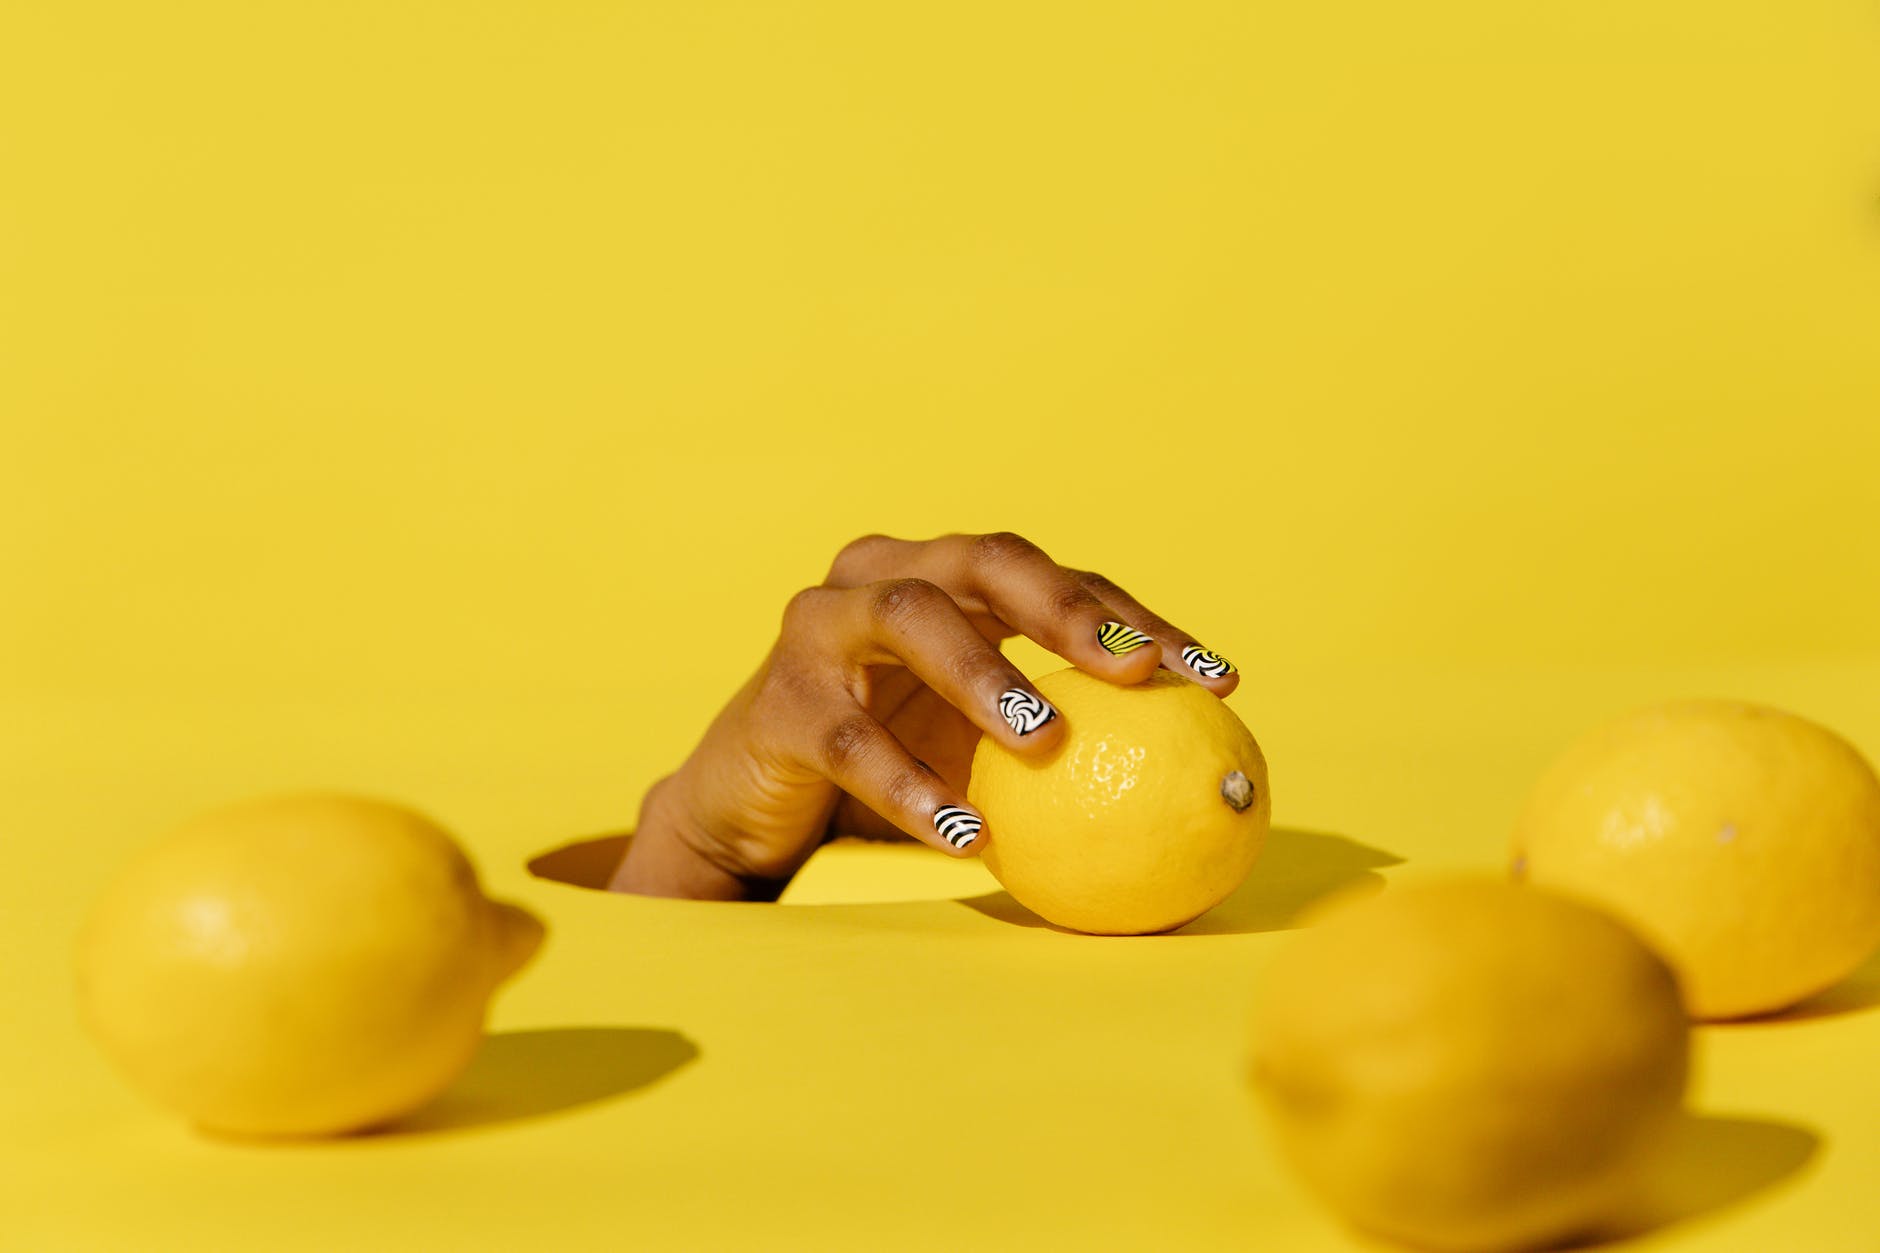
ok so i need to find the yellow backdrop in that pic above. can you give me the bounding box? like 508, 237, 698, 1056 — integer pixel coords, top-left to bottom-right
4, 2, 1878, 1249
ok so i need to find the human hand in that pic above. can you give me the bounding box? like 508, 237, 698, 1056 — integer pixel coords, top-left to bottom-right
607, 532, 1239, 900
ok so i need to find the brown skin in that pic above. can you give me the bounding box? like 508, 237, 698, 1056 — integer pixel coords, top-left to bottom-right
609, 532, 1240, 901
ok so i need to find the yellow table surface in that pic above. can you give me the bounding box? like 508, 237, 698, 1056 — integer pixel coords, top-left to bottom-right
6, 0, 1880, 1246
7, 659, 1880, 1250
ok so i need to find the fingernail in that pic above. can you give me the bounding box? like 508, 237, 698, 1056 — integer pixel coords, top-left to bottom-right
1181, 644, 1236, 678
1097, 621, 1156, 656
998, 688, 1057, 735
933, 805, 983, 849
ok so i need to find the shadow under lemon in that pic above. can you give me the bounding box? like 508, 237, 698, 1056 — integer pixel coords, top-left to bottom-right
1738, 944, 1880, 1025
364, 1027, 698, 1138
958, 826, 1404, 935
1573, 1111, 1820, 1248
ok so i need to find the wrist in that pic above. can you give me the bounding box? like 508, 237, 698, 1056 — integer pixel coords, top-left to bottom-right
608, 774, 790, 902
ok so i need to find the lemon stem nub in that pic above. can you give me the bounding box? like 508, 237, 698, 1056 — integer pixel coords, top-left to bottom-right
1221, 770, 1255, 813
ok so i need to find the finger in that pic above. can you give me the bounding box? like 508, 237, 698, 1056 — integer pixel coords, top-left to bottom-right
808, 705, 988, 857
823, 533, 911, 589
1073, 570, 1241, 697
821, 531, 1237, 693
922, 532, 1166, 683
831, 577, 1065, 751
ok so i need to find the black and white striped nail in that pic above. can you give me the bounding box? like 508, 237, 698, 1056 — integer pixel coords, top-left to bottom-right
1181, 645, 1236, 678
1096, 621, 1156, 656
998, 688, 1056, 735
933, 805, 983, 849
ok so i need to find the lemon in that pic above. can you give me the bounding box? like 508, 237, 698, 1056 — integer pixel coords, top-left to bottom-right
1250, 879, 1689, 1253
967, 668, 1269, 934
76, 794, 544, 1138
1513, 700, 1880, 1019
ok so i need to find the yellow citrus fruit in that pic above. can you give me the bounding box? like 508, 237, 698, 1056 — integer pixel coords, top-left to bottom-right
1250, 879, 1689, 1253
1513, 700, 1880, 1020
76, 794, 544, 1138
967, 667, 1269, 934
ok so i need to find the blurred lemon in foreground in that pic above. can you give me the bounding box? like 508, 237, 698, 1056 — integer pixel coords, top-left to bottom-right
968, 668, 1268, 934
1250, 879, 1689, 1253
77, 794, 544, 1138
1514, 700, 1880, 1019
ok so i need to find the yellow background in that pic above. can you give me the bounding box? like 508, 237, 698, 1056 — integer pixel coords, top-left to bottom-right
3, 1, 1878, 1248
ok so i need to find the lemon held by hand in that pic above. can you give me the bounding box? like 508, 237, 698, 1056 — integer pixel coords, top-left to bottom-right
76, 794, 544, 1138
968, 668, 1269, 935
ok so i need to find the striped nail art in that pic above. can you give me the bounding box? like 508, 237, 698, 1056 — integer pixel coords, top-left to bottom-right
1181, 645, 1236, 678
1097, 621, 1156, 656
998, 688, 1056, 735
933, 805, 983, 849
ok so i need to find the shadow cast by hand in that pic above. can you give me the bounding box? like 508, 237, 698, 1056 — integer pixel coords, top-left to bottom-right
1576, 1112, 1820, 1247
958, 827, 1403, 936
374, 1026, 698, 1138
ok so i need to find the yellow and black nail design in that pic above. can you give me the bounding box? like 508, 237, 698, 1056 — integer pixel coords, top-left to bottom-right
1097, 621, 1156, 656
1181, 645, 1236, 678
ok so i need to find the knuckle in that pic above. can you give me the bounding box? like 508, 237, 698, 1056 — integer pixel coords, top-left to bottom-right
753, 655, 816, 717
867, 577, 940, 630
946, 642, 1004, 692
827, 533, 893, 584
1049, 579, 1104, 619
820, 714, 881, 774
780, 585, 829, 633
1074, 569, 1119, 596
882, 771, 929, 823
970, 530, 1037, 569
